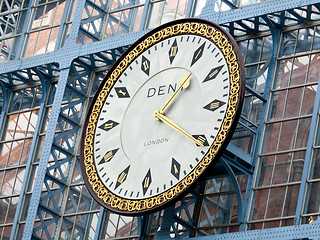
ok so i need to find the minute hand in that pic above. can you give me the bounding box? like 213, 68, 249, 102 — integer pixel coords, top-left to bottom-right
154, 110, 203, 147
160, 73, 192, 114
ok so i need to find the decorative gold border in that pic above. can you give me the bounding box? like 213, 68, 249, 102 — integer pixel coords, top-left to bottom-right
82, 22, 241, 213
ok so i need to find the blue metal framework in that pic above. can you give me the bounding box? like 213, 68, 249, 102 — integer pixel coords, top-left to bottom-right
1, 0, 320, 239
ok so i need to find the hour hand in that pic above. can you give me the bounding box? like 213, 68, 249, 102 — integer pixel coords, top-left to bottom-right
153, 110, 204, 147
160, 73, 192, 114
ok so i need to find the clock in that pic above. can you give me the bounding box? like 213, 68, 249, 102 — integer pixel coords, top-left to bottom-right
80, 18, 245, 215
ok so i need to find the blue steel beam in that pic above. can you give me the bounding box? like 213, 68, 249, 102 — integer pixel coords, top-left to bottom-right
20, 0, 86, 235
220, 157, 244, 223
22, 68, 71, 239
225, 143, 254, 174
293, 71, 320, 225
188, 218, 320, 240
94, 207, 108, 240
2, 0, 320, 79
30, 59, 92, 238
137, 215, 149, 240
201, 0, 320, 27
0, 80, 9, 126
154, 186, 203, 239
185, 0, 194, 18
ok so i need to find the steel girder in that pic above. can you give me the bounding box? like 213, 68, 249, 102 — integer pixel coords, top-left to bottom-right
185, 218, 320, 240
16, 49, 125, 240
1, 0, 320, 76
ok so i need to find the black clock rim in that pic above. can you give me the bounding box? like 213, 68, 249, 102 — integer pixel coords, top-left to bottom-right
80, 18, 246, 216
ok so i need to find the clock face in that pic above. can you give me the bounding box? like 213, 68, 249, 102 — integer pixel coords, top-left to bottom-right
80, 18, 245, 215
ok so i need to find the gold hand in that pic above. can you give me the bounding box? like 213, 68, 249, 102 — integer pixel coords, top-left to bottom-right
153, 110, 204, 147
160, 73, 192, 114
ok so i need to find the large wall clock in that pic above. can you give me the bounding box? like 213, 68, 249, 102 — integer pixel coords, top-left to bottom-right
80, 18, 245, 215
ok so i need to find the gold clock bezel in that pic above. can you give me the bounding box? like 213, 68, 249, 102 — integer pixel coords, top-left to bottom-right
80, 18, 245, 215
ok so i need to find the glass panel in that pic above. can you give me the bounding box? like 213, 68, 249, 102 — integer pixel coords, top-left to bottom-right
264, 220, 280, 229
12, 168, 25, 195
101, 213, 138, 238
294, 117, 311, 149
278, 119, 298, 152
305, 181, 320, 214
78, 187, 94, 212
238, 40, 248, 61
6, 196, 19, 224
261, 35, 273, 61
161, 0, 187, 23
23, 32, 38, 58
264, 122, 281, 153
115, 215, 136, 238
258, 156, 275, 187
255, 70, 267, 93
280, 31, 297, 57
0, 170, 4, 190
148, 1, 166, 29
259, 152, 305, 185
252, 188, 269, 220
10, 91, 23, 112
200, 200, 217, 227
295, 28, 313, 54
282, 184, 300, 217
283, 88, 303, 119
301, 85, 317, 116
27, 165, 38, 192
245, 38, 262, 64
290, 152, 305, 182
1, 169, 17, 196
307, 53, 320, 83
312, 25, 320, 50
270, 90, 286, 120
265, 186, 286, 219
242, 95, 263, 124
0, 197, 9, 224
2, 225, 12, 239
310, 149, 320, 180
289, 56, 309, 86
59, 216, 75, 239
72, 214, 91, 239
0, 143, 10, 167
105, 213, 119, 238
34, 219, 56, 239
5, 113, 19, 141
246, 65, 259, 80
272, 160, 290, 185
0, 1, 29, 62
282, 218, 294, 227
274, 58, 293, 89
71, 159, 83, 184
88, 212, 99, 238
7, 140, 24, 166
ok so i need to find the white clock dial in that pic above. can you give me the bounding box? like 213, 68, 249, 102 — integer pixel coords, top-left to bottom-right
81, 19, 245, 215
